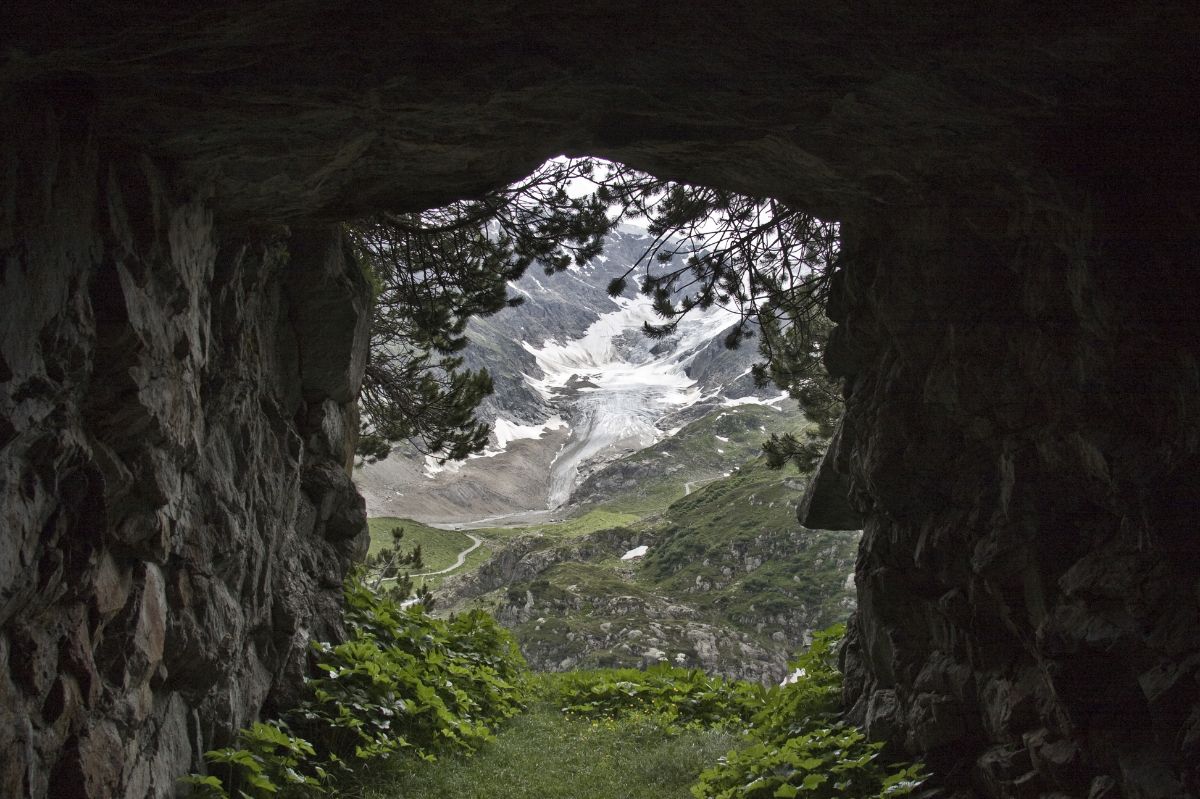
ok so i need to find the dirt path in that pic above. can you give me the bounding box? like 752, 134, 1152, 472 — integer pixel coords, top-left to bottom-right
413, 533, 483, 577
430, 508, 562, 530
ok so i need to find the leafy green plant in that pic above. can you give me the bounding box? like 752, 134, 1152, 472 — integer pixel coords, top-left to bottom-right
692, 723, 925, 799
690, 624, 927, 799
182, 573, 528, 796
545, 665, 765, 731
750, 624, 843, 740
295, 575, 527, 760
179, 721, 324, 798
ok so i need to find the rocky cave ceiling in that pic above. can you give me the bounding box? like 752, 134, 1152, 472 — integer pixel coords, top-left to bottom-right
3, 1, 1194, 228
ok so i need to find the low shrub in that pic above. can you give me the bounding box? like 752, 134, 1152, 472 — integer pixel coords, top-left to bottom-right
181, 571, 528, 798
750, 624, 843, 740
692, 723, 925, 799
545, 665, 765, 731
690, 623, 927, 799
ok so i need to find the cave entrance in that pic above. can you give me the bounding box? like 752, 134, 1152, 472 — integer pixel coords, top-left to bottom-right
337, 155, 867, 799
348, 155, 860, 688
352, 155, 842, 516
5, 6, 1198, 798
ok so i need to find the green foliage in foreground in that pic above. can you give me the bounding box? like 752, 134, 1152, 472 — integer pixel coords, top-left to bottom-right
694, 724, 926, 799
544, 665, 766, 732
364, 625, 925, 799
750, 624, 844, 738
359, 700, 742, 799
184, 616, 924, 799
181, 573, 528, 798
691, 624, 927, 799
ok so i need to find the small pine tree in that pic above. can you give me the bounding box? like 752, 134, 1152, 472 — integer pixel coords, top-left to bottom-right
351, 158, 614, 464
363, 526, 434, 609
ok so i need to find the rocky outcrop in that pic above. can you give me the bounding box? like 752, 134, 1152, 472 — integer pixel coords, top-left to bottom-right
510, 601, 793, 686
0, 110, 370, 797
832, 201, 1200, 797
438, 521, 856, 685
798, 421, 863, 531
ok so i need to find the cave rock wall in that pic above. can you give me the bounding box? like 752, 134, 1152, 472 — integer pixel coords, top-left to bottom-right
0, 111, 370, 798
833, 203, 1200, 798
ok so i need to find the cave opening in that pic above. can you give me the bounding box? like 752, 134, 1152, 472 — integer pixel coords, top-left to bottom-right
349, 150, 860, 678
350, 154, 844, 506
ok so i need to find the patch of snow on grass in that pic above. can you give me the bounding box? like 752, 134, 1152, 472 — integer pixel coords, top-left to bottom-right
621, 545, 649, 561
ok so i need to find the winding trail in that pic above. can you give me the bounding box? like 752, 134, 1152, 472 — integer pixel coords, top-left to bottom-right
413, 533, 483, 577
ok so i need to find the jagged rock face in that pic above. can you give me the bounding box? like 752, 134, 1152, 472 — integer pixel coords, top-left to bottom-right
831, 204, 1200, 797
3, 3, 1199, 798
0, 113, 370, 797
436, 523, 856, 685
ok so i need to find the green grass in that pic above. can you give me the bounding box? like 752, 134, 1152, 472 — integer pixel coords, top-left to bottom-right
381, 403, 856, 678
356, 700, 742, 799
414, 539, 493, 592
457, 454, 857, 671
640, 458, 858, 628
367, 517, 474, 573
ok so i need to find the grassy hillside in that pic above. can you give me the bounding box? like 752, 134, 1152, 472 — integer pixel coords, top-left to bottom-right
471, 507, 642, 544
432, 404, 858, 683
464, 461, 857, 680
642, 458, 857, 629
366, 403, 858, 683
367, 516, 474, 573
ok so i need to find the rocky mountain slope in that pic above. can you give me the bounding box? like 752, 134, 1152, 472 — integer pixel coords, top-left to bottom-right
432, 406, 860, 685
354, 241, 857, 685
353, 225, 780, 522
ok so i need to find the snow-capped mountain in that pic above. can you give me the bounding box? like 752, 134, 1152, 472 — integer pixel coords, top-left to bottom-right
353, 225, 785, 522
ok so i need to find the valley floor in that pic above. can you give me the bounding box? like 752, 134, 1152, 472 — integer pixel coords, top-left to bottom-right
356, 701, 742, 799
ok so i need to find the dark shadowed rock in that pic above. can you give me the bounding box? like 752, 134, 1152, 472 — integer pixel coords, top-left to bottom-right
798, 422, 863, 531
284, 228, 371, 406
0, 111, 370, 795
